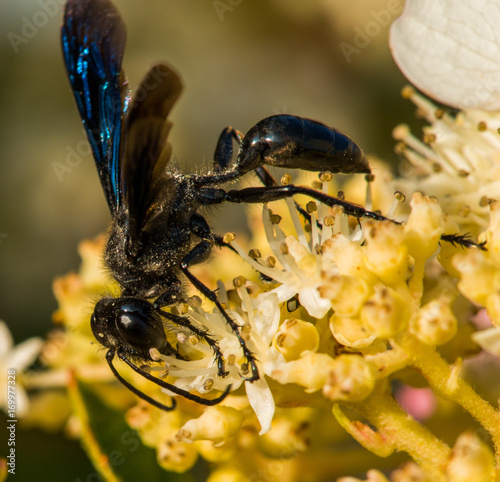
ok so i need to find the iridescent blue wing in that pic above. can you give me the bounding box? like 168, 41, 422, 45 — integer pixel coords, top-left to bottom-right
122, 63, 183, 255
61, 0, 129, 213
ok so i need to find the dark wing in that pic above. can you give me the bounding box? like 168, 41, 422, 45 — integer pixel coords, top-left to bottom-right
121, 63, 183, 255
61, 0, 129, 213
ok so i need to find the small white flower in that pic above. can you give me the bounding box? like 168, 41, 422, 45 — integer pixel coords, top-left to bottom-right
152, 186, 382, 435
0, 321, 43, 417
393, 88, 500, 234
231, 204, 361, 320
390, 0, 500, 110
152, 288, 281, 434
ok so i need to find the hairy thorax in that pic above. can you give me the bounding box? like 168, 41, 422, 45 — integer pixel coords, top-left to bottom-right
105, 175, 200, 299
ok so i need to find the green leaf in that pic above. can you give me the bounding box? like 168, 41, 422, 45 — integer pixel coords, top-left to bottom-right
69, 376, 194, 482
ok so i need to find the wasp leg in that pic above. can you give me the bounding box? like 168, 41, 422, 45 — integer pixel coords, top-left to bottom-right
112, 348, 231, 406
156, 308, 229, 377
105, 349, 176, 411
254, 165, 278, 187
223, 184, 392, 222
211, 128, 279, 185
440, 233, 487, 251
253, 165, 317, 226
189, 212, 237, 253
213, 126, 243, 172
153, 278, 183, 307
179, 240, 259, 382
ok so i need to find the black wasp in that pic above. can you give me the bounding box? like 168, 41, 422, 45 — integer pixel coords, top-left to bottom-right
61, 0, 393, 411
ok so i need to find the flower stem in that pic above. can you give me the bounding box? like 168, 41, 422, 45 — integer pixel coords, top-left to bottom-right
349, 382, 451, 480
67, 371, 120, 482
398, 333, 500, 465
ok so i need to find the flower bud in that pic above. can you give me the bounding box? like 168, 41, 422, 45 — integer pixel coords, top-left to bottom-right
453, 250, 499, 306
390, 462, 427, 481
125, 400, 157, 431
323, 355, 376, 402
330, 314, 376, 348
176, 406, 243, 444
471, 326, 500, 356
486, 291, 500, 327
413, 299, 457, 345
194, 439, 236, 463
157, 431, 198, 473
319, 274, 372, 317
361, 287, 410, 338
446, 431, 495, 482
322, 235, 367, 277
207, 467, 248, 482
78, 236, 109, 287
363, 220, 409, 285
271, 352, 336, 391
52, 274, 88, 331
482, 201, 500, 266
404, 192, 443, 260
438, 215, 463, 276
272, 319, 320, 360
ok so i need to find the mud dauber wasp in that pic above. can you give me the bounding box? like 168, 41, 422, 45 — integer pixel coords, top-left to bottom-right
63, 0, 475, 411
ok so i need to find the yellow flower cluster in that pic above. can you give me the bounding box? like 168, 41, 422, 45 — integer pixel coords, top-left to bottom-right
38, 141, 500, 480
19, 82, 500, 482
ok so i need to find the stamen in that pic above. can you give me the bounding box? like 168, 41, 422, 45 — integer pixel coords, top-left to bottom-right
364, 174, 374, 211
229, 238, 289, 284
393, 124, 440, 164
286, 198, 309, 251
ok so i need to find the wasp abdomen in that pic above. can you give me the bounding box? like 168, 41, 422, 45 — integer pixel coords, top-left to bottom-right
237, 114, 370, 175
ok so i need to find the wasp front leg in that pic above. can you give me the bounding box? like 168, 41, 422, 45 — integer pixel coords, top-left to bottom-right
179, 240, 259, 382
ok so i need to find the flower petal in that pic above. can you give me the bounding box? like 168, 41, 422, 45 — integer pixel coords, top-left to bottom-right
299, 286, 331, 319
390, 0, 500, 110
245, 377, 275, 435
253, 292, 281, 345
0, 321, 13, 356
9, 337, 43, 371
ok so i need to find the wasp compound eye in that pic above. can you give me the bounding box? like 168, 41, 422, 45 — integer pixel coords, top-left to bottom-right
91, 298, 166, 354
115, 299, 167, 352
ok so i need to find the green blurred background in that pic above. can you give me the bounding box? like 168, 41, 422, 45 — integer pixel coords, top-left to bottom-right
0, 0, 413, 479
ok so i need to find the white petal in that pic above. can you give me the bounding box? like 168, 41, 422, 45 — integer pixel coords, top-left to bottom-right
261, 346, 287, 376
245, 377, 275, 435
390, 0, 500, 110
253, 292, 281, 345
8, 338, 43, 371
0, 321, 14, 356
298, 287, 331, 319
272, 283, 298, 304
